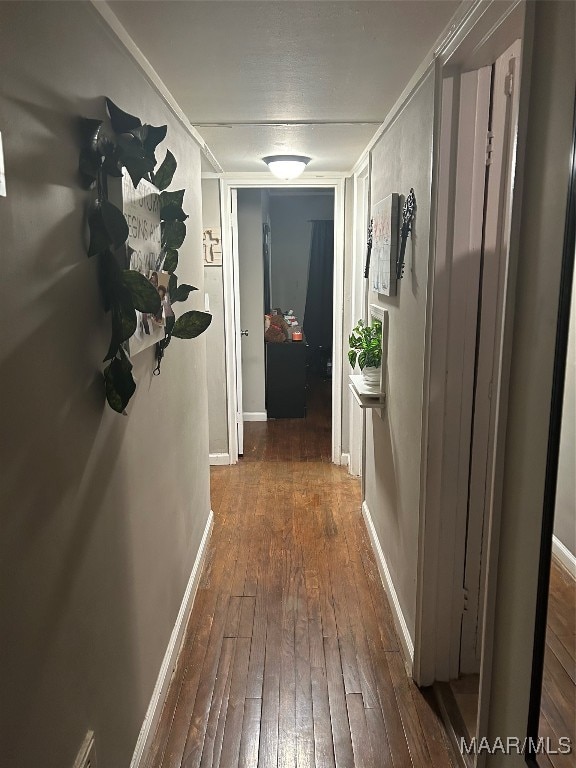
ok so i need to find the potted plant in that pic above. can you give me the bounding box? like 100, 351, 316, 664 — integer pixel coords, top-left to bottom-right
348, 318, 382, 387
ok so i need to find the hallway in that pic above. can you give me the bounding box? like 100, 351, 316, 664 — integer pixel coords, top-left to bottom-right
146, 387, 455, 768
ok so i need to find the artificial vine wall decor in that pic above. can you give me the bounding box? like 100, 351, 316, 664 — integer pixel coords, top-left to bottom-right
79, 98, 211, 413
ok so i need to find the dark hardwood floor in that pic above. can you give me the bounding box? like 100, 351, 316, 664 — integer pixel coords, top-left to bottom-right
445, 557, 575, 766
146, 378, 455, 768
539, 558, 576, 768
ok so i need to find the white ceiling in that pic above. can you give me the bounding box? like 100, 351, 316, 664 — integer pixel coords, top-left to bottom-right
108, 0, 461, 173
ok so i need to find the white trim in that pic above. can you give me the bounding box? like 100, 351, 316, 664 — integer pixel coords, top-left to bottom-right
348, 0, 478, 177
349, 160, 369, 480
220, 177, 345, 189
243, 411, 267, 422
362, 501, 415, 671
220, 179, 239, 464
89, 1, 222, 173
209, 453, 231, 466
220, 171, 349, 182
552, 536, 576, 580
340, 452, 350, 468
331, 179, 345, 465
130, 511, 214, 768
414, 0, 529, 690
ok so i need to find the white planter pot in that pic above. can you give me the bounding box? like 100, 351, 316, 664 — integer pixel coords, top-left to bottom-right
362, 366, 381, 388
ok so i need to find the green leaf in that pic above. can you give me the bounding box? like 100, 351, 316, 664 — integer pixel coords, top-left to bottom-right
116, 132, 145, 158
101, 200, 129, 249
348, 350, 357, 368
160, 189, 185, 209
101, 148, 124, 178
121, 270, 161, 314
106, 97, 141, 133
163, 249, 178, 274
160, 203, 188, 222
161, 220, 186, 249
143, 124, 167, 160
173, 283, 198, 303
104, 284, 137, 361
168, 273, 178, 302
152, 149, 177, 191
171, 310, 212, 339
88, 200, 128, 257
104, 351, 136, 413
123, 155, 156, 187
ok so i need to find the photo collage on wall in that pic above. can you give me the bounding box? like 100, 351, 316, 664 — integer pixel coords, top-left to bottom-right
121, 171, 174, 355
371, 193, 399, 297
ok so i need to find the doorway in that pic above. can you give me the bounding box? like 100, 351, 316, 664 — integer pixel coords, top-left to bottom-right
413, 8, 527, 749
220, 178, 345, 464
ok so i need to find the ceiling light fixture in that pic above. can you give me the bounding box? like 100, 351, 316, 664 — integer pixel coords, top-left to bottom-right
262, 155, 311, 180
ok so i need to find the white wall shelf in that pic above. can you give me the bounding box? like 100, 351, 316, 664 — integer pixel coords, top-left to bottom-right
349, 375, 386, 409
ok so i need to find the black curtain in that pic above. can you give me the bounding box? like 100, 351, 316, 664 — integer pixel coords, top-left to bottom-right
263, 223, 271, 315
303, 220, 334, 349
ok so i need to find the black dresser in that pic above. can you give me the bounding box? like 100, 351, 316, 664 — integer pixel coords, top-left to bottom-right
265, 340, 307, 418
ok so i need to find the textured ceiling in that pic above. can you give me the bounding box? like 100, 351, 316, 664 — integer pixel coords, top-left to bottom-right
108, 0, 461, 172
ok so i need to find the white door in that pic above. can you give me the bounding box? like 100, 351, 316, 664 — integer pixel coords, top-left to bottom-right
445, 65, 492, 677
230, 188, 244, 455
349, 164, 369, 477
460, 40, 522, 674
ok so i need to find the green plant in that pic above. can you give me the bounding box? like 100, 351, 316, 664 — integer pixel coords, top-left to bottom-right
348, 318, 382, 370
79, 98, 211, 413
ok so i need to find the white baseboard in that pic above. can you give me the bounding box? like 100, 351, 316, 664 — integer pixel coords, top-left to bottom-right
243, 411, 267, 421
340, 452, 350, 468
209, 452, 230, 465
362, 501, 414, 672
130, 510, 214, 768
552, 535, 576, 580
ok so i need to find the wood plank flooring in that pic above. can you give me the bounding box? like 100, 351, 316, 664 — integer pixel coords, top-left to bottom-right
446, 557, 575, 765
146, 378, 455, 768
540, 558, 576, 767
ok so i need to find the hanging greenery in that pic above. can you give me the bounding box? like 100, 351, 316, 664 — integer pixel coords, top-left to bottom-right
79, 98, 211, 414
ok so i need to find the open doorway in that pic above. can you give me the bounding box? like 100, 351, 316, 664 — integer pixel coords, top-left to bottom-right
413, 6, 528, 749
220, 179, 345, 464
236, 188, 335, 449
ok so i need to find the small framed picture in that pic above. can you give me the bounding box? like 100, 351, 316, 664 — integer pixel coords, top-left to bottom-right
370, 193, 399, 296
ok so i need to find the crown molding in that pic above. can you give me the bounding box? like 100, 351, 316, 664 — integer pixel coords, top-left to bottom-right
89, 1, 223, 173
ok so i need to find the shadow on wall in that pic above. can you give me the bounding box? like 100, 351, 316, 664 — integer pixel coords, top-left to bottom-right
6, 88, 103, 190
0, 89, 140, 766
370, 408, 399, 530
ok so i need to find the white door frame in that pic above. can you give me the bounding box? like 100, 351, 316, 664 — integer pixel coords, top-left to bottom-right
220, 174, 346, 464
413, 0, 530, 753
348, 160, 370, 478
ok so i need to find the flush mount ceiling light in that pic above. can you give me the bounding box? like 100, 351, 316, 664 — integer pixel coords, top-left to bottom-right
262, 155, 311, 180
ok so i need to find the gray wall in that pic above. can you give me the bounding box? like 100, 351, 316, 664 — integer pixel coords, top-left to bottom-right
0, 3, 211, 767
554, 259, 576, 559
238, 189, 266, 415
202, 179, 228, 456
364, 72, 435, 642
269, 193, 334, 324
